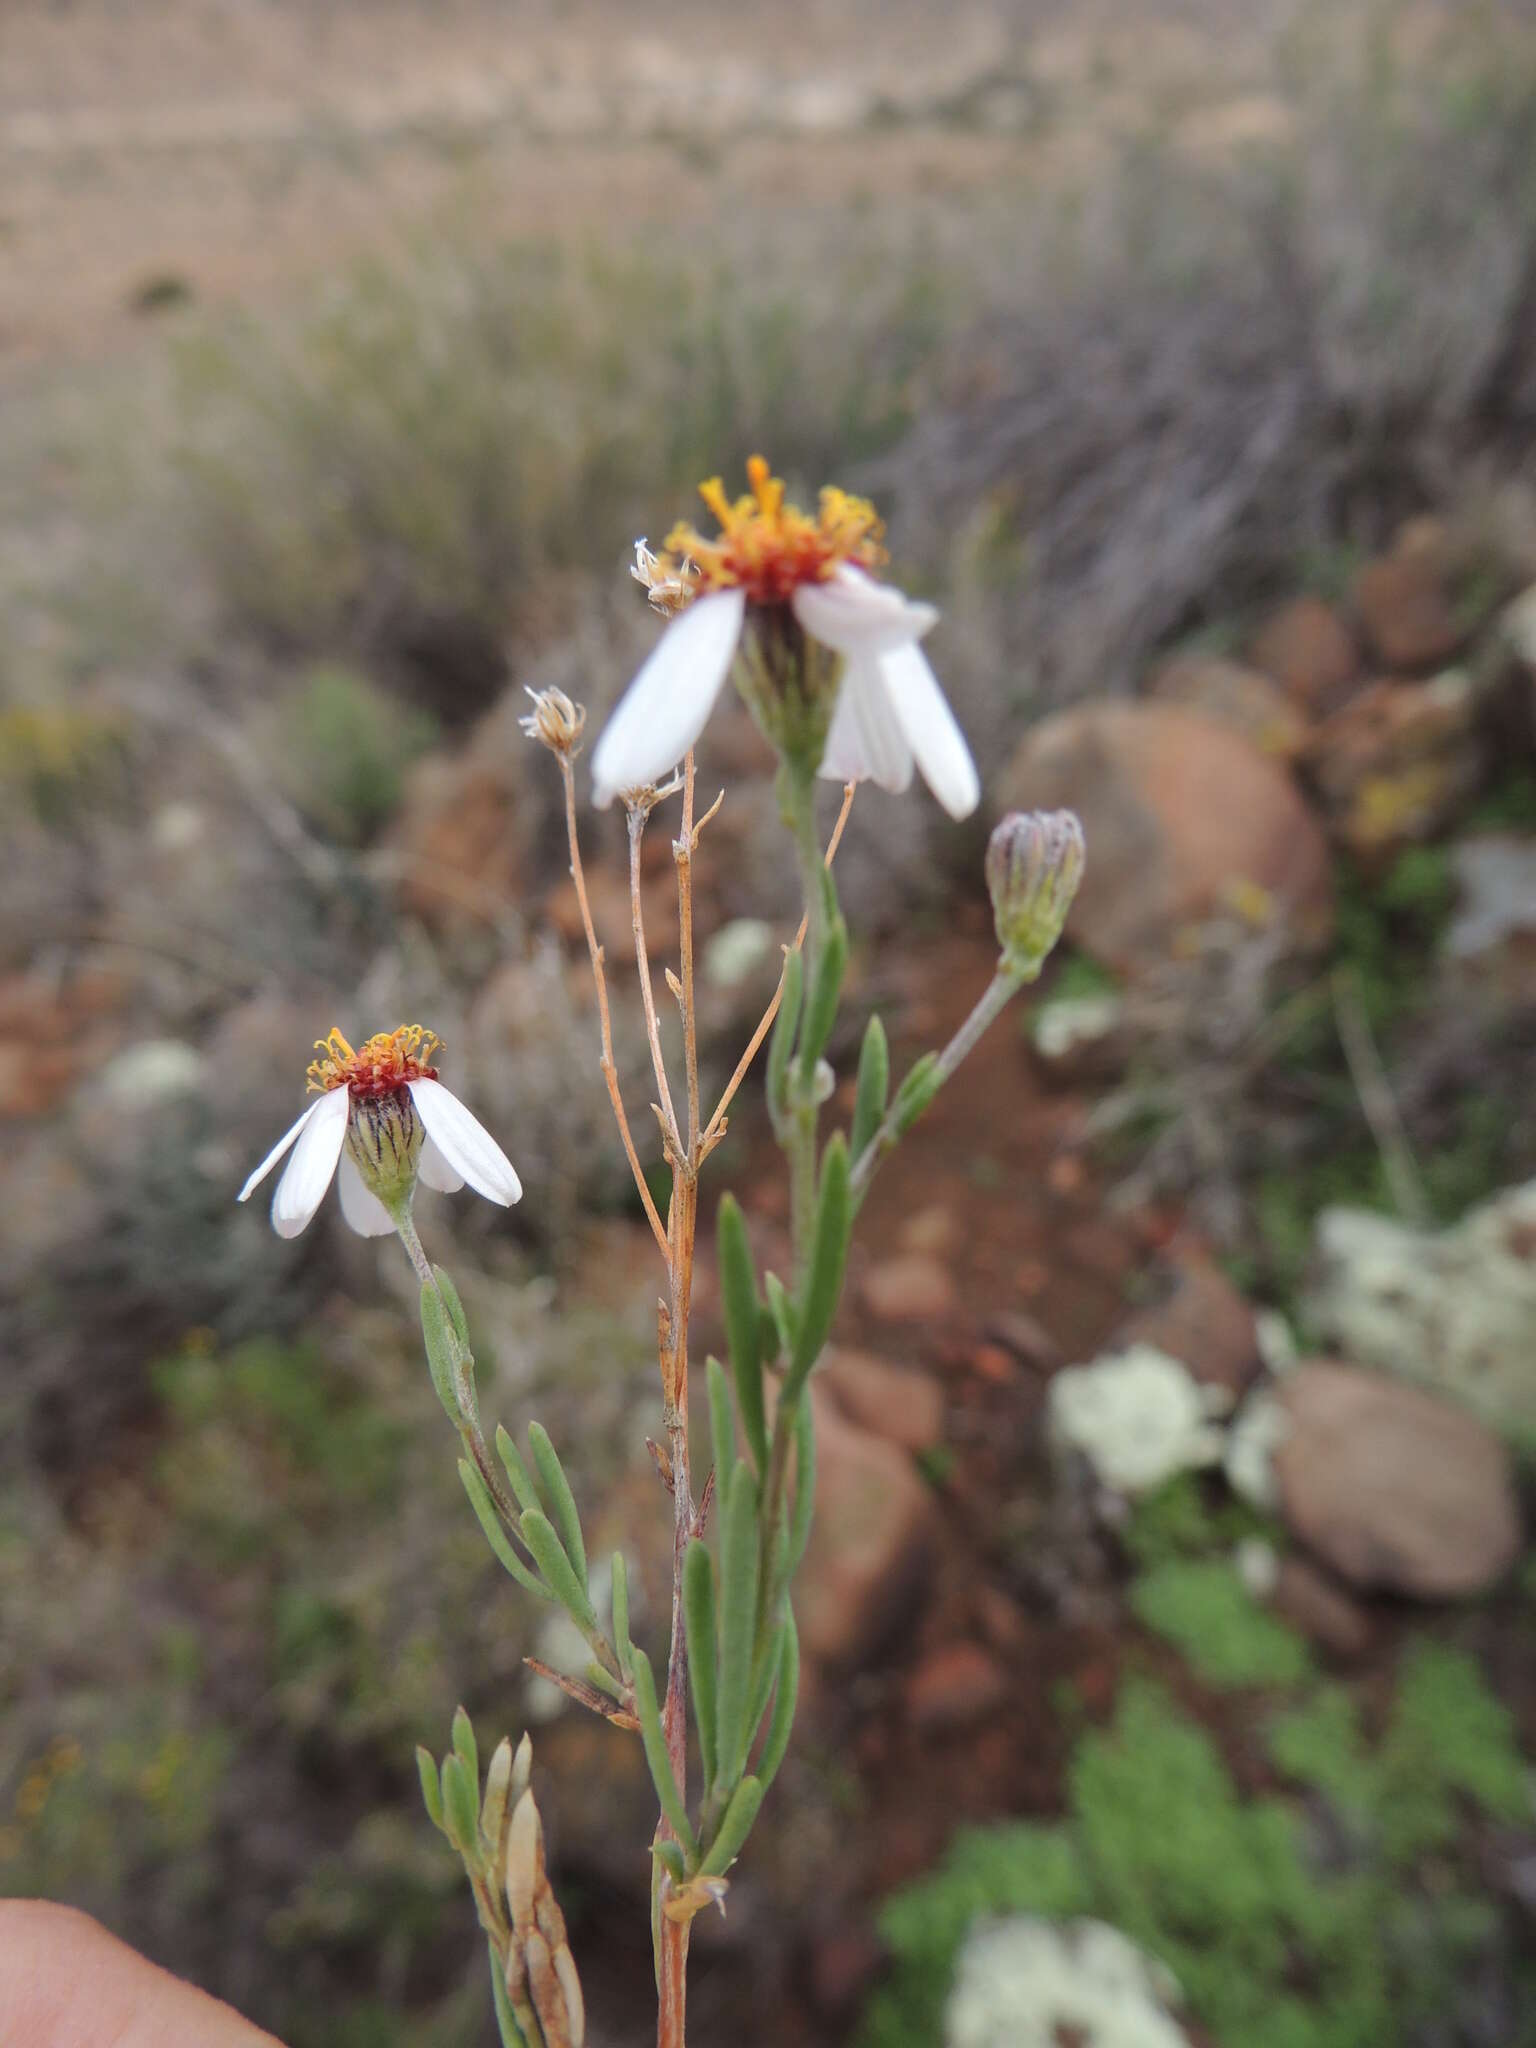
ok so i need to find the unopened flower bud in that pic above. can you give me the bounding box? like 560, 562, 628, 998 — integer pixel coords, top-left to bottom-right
986, 809, 1086, 979
519, 686, 587, 755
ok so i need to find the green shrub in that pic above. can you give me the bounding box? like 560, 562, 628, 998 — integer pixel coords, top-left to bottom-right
281, 663, 436, 844
1130, 1559, 1312, 1689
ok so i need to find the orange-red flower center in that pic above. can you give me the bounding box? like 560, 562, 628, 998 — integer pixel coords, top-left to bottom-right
307, 1025, 441, 1099
647, 454, 887, 609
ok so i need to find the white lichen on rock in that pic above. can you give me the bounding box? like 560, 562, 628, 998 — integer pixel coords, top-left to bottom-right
1223, 1386, 1289, 1510
1303, 1180, 1536, 1446
946, 1915, 1188, 2048
1047, 1344, 1225, 1495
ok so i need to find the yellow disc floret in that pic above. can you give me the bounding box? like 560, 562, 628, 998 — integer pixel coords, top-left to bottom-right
648, 454, 886, 609
307, 1025, 442, 1099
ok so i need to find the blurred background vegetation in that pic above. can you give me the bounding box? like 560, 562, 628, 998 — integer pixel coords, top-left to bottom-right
2, 2, 1533, 2044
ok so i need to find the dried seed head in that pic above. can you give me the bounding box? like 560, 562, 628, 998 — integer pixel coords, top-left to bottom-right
520, 686, 587, 755
985, 808, 1086, 979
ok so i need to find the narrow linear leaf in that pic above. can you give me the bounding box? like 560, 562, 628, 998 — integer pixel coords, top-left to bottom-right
416, 1745, 445, 1832
850, 1014, 890, 1161
789, 1396, 817, 1574
683, 1539, 719, 1789
756, 1613, 800, 1793
451, 1705, 479, 1790
758, 1303, 783, 1368
766, 946, 804, 1126
716, 1461, 762, 1788
798, 913, 848, 1075
706, 1355, 737, 1498
585, 1659, 626, 1702
718, 1195, 767, 1472
433, 1264, 470, 1349
786, 1135, 851, 1397
699, 1775, 765, 1878
459, 1459, 552, 1602
495, 1425, 545, 1518
891, 1050, 942, 1135
520, 1509, 599, 1634
420, 1284, 461, 1424
440, 1751, 480, 1857
764, 1272, 798, 1362
650, 1839, 688, 1886
611, 1551, 633, 1680
480, 1738, 513, 1859
631, 1647, 698, 1859
528, 1422, 588, 1593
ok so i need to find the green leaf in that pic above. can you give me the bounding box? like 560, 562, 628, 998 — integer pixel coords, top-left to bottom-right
458, 1459, 552, 1602
416, 1745, 445, 1832
891, 1051, 942, 1135
850, 1014, 890, 1160
785, 1135, 851, 1397
718, 1195, 767, 1472
650, 1838, 688, 1886
700, 1775, 765, 1877
420, 1284, 461, 1424
451, 1704, 479, 1791
520, 1509, 600, 1634
758, 1303, 783, 1367
611, 1551, 633, 1680
766, 946, 804, 1127
764, 1272, 798, 1361
798, 913, 848, 1075
756, 1611, 800, 1793
527, 1422, 587, 1593
630, 1647, 698, 1859
494, 1425, 544, 1518
789, 1397, 817, 1574
683, 1538, 719, 1789
706, 1355, 737, 1497
716, 1460, 762, 1788
433, 1264, 470, 1349
440, 1751, 480, 1857
480, 1737, 513, 1859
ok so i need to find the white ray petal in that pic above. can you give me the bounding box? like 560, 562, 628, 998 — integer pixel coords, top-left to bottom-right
879, 640, 981, 819
337, 1150, 397, 1236
407, 1078, 522, 1206
818, 659, 914, 792
271, 1085, 350, 1239
590, 587, 746, 807
417, 1134, 466, 1194
793, 564, 938, 657
239, 1096, 327, 1203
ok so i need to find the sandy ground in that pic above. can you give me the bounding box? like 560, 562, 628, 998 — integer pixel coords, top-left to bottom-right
0, 0, 1284, 382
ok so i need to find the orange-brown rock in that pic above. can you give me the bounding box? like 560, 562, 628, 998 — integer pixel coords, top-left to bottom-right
998, 703, 1333, 974
1248, 596, 1361, 713
1351, 521, 1462, 672
1303, 672, 1479, 859
1145, 655, 1309, 759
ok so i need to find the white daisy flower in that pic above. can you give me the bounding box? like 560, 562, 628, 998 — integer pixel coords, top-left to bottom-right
238, 1025, 522, 1240
591, 456, 980, 819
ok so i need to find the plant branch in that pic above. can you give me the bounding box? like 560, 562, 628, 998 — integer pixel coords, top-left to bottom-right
628, 802, 683, 1164
700, 780, 855, 1156
558, 753, 670, 1261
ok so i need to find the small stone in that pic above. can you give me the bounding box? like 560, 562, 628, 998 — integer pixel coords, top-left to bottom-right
1273, 1362, 1521, 1599
899, 1204, 959, 1256
999, 702, 1334, 975
1352, 523, 1462, 672
984, 1312, 1062, 1371
1146, 654, 1309, 759
821, 1348, 945, 1453
862, 1254, 958, 1323
794, 1389, 937, 1669
1248, 595, 1361, 713
906, 1642, 1008, 1731
1304, 672, 1479, 860
1272, 1556, 1374, 1659
969, 1342, 1017, 1386
1115, 1250, 1262, 1398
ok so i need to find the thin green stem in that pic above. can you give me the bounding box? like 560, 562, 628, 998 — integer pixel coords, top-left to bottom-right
848, 964, 1023, 1199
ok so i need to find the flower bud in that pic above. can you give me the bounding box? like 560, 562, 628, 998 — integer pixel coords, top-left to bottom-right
519, 686, 587, 755
986, 809, 1086, 979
